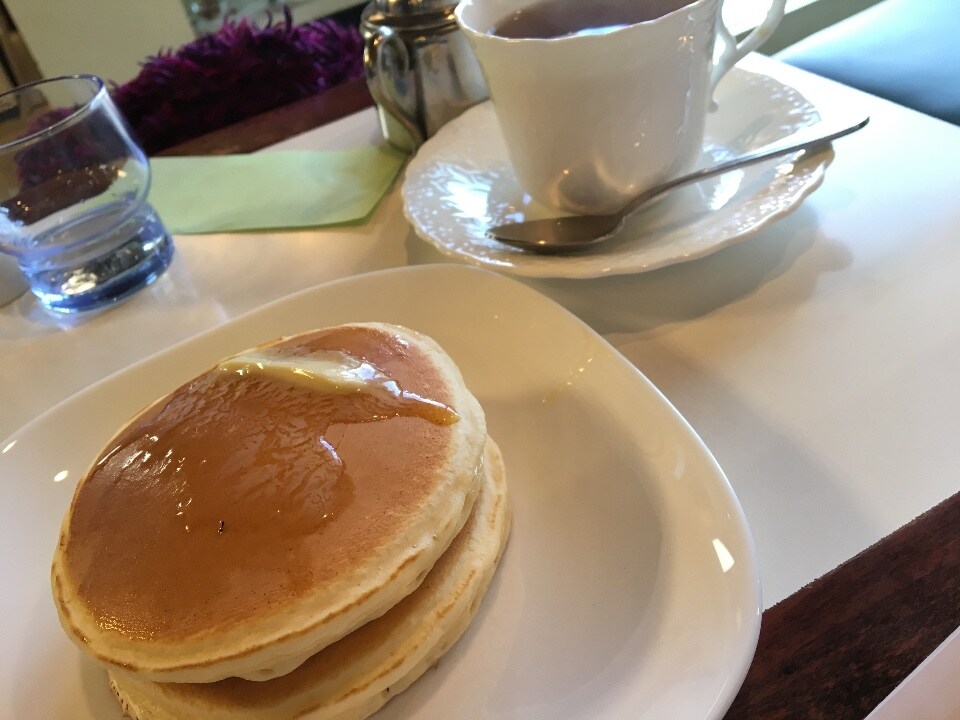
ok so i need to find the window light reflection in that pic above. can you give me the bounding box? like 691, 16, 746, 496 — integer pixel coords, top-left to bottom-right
447, 179, 491, 224
712, 538, 736, 573
707, 170, 744, 210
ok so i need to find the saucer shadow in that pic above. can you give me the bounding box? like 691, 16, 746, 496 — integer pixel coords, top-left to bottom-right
407, 201, 853, 339
527, 203, 853, 336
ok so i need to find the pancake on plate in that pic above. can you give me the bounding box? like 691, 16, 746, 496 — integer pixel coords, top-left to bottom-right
52, 323, 487, 683
109, 438, 510, 720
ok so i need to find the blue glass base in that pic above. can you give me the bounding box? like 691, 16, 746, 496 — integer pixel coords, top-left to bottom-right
24, 207, 175, 314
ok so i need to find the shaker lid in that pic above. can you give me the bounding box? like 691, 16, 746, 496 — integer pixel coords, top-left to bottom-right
373, 0, 456, 16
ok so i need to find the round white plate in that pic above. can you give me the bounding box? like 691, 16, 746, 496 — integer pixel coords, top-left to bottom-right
403, 67, 831, 279
0, 265, 760, 719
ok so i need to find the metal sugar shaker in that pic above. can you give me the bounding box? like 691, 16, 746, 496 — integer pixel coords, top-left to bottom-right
361, 0, 489, 151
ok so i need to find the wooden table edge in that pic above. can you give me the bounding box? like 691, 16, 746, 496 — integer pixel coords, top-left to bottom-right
156, 76, 375, 157
725, 489, 960, 718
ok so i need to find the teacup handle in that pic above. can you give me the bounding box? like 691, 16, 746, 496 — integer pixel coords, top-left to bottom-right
710, 0, 787, 94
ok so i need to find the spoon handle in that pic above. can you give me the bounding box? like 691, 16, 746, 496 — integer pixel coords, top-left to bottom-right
619, 114, 870, 218
486, 113, 871, 253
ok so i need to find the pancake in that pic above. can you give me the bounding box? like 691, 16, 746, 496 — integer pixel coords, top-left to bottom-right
107, 439, 509, 720
52, 323, 487, 683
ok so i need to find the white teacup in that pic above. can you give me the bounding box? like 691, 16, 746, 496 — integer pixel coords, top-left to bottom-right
455, 0, 786, 214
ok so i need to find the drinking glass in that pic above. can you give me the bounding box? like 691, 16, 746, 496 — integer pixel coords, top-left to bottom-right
0, 75, 174, 313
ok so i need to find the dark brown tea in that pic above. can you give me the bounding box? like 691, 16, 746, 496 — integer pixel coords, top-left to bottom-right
490, 0, 694, 39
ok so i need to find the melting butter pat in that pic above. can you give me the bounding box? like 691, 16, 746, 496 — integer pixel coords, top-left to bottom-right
219, 350, 400, 395
216, 349, 459, 425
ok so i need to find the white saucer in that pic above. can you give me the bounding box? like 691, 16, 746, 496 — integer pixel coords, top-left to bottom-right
403, 67, 832, 279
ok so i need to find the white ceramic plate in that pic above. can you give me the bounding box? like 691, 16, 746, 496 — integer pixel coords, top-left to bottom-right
403, 67, 831, 279
0, 265, 760, 720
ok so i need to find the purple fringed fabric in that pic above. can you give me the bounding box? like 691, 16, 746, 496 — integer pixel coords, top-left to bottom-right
111, 10, 364, 154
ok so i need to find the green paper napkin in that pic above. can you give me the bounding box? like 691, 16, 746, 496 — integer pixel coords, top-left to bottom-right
148, 146, 407, 234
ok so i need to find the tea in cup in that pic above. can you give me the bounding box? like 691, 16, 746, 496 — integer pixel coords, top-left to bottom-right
455, 0, 786, 214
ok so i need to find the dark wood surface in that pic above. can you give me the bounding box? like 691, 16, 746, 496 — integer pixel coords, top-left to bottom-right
159, 80, 960, 718
157, 76, 375, 157
725, 489, 960, 718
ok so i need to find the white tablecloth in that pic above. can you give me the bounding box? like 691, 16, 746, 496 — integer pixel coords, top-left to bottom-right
3, 54, 959, 606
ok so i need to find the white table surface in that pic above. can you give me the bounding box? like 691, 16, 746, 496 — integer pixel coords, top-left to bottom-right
2, 54, 959, 608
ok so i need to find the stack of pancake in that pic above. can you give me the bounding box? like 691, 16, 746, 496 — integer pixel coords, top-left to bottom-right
51, 322, 509, 719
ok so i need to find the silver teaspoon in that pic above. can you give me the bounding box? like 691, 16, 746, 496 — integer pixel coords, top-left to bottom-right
487, 114, 869, 254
